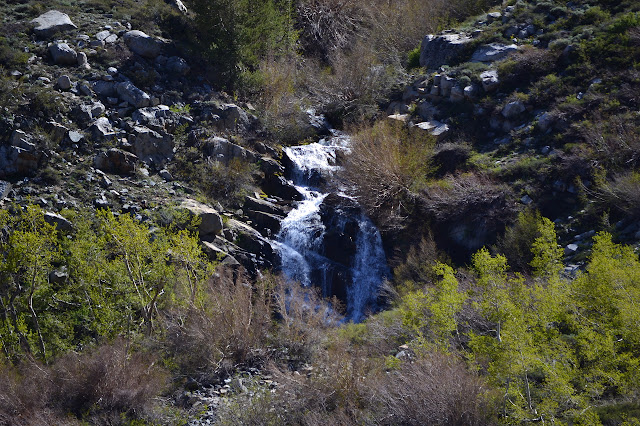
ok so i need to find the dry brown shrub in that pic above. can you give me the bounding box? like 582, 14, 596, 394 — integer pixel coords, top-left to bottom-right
420, 173, 513, 223
0, 340, 165, 424
591, 171, 640, 219
252, 347, 494, 425
49, 339, 167, 418
272, 277, 342, 366
369, 352, 495, 425
344, 120, 436, 229
162, 268, 274, 381
579, 113, 640, 170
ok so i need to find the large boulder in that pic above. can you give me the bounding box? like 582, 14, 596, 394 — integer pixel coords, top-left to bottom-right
225, 219, 276, 263
480, 70, 500, 92
318, 194, 361, 265
419, 33, 472, 69
31, 10, 77, 38
203, 136, 257, 164
471, 43, 519, 63
246, 210, 283, 237
180, 199, 224, 241
123, 30, 162, 59
44, 212, 73, 233
415, 121, 450, 141
92, 80, 116, 97
165, 56, 190, 76
263, 175, 303, 201
132, 105, 172, 131
0, 180, 12, 200
130, 125, 174, 164
244, 196, 290, 217
0, 130, 41, 177
115, 81, 151, 108
94, 148, 138, 175
202, 103, 256, 132
89, 117, 115, 140
49, 43, 77, 65
502, 100, 526, 119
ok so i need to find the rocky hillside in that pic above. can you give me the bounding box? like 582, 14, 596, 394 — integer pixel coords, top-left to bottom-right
1, 0, 640, 424
350, 0, 640, 270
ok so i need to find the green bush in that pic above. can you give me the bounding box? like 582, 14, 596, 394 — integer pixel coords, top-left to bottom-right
190, 0, 296, 83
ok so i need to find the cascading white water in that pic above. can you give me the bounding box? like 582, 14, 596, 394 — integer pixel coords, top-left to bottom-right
273, 128, 389, 322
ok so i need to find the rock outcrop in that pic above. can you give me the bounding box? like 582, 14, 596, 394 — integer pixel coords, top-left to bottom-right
123, 30, 162, 59
31, 10, 77, 38
180, 199, 224, 241
419, 33, 472, 69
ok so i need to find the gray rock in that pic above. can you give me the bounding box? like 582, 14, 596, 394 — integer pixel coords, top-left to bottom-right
105, 34, 118, 44
107, 66, 118, 75
0, 144, 41, 177
89, 117, 115, 139
415, 121, 450, 140
207, 103, 254, 131
94, 148, 138, 175
480, 70, 499, 92
486, 12, 502, 23
57, 74, 72, 90
565, 244, 579, 256
159, 169, 173, 181
419, 33, 472, 69
92, 80, 116, 97
244, 196, 289, 217
49, 269, 68, 284
519, 24, 536, 39
450, 86, 465, 103
521, 194, 533, 205
90, 40, 105, 48
10, 130, 35, 151
123, 30, 162, 59
171, 0, 188, 14
464, 85, 478, 99
263, 175, 303, 201
180, 199, 224, 241
74, 104, 93, 123
203, 136, 257, 164
115, 81, 151, 108
77, 51, 88, 68
130, 125, 174, 164
471, 43, 518, 63
440, 76, 455, 97
31, 10, 77, 38
78, 83, 93, 97
44, 212, 73, 233
132, 105, 171, 130
259, 157, 284, 176
68, 130, 84, 143
502, 100, 526, 119
166, 56, 190, 75
91, 101, 106, 117
49, 43, 77, 65
95, 30, 110, 41
537, 112, 554, 132
0, 180, 12, 200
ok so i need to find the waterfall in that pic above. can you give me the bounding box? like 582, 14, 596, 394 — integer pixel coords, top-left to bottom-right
273, 126, 389, 322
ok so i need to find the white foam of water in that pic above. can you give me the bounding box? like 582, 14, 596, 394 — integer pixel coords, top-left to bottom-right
273, 115, 388, 321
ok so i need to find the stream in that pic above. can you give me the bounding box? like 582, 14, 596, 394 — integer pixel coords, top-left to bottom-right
271, 126, 389, 322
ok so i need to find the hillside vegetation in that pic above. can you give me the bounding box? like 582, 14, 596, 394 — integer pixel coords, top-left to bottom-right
0, 0, 640, 424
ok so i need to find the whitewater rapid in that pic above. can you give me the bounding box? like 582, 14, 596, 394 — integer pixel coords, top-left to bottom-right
272, 129, 389, 322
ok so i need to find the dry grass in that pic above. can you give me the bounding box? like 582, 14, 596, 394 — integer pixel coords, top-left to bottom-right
0, 339, 166, 424
162, 268, 274, 382
592, 171, 640, 219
